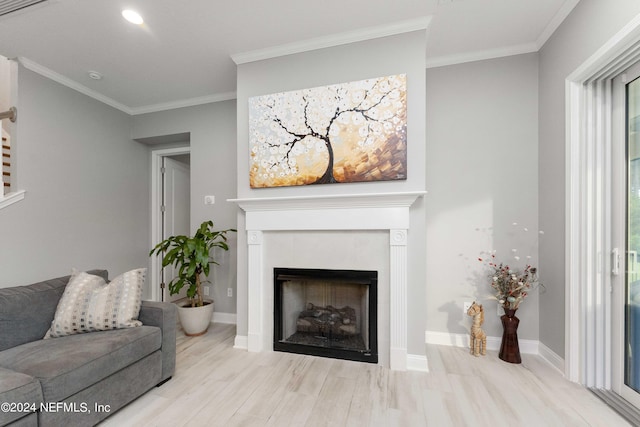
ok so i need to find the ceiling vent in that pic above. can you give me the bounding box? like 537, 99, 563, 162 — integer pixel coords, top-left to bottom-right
0, 0, 48, 17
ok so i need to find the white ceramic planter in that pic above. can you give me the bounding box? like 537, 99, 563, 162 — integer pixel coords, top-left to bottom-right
177, 299, 214, 336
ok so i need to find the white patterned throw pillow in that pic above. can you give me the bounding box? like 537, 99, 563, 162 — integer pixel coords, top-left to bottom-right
45, 268, 145, 338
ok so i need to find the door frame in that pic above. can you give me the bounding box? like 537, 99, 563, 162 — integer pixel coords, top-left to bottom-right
566, 14, 640, 386
612, 68, 628, 398
150, 146, 191, 302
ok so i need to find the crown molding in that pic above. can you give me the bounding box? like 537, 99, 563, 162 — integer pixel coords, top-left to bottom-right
19, 2, 574, 116
536, 0, 580, 50
129, 92, 237, 115
425, 0, 579, 69
17, 57, 133, 114
18, 57, 237, 116
425, 43, 538, 69
231, 16, 432, 65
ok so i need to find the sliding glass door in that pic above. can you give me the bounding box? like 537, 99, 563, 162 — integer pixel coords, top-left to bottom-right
613, 63, 640, 408
626, 74, 640, 396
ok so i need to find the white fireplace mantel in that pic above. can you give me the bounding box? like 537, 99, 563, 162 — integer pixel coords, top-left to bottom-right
230, 191, 425, 231
229, 190, 426, 371
230, 191, 426, 210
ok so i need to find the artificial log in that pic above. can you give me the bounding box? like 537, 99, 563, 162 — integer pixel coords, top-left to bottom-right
296, 303, 357, 336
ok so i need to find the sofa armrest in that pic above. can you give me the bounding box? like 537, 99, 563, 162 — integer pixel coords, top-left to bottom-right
138, 301, 177, 382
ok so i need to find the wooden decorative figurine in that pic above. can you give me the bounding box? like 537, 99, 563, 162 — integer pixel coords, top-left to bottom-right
467, 301, 486, 356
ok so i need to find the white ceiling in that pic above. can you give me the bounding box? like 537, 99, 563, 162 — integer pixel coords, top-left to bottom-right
0, 0, 578, 114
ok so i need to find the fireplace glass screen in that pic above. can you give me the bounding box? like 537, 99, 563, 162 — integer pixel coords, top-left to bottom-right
274, 268, 378, 363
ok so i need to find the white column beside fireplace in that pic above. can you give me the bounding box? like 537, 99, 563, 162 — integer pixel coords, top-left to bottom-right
230, 191, 425, 371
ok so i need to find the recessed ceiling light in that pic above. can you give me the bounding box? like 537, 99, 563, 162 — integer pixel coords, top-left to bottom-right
122, 9, 143, 25
88, 71, 103, 80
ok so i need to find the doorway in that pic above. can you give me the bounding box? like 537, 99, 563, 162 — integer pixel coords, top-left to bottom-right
150, 147, 191, 302
564, 17, 640, 424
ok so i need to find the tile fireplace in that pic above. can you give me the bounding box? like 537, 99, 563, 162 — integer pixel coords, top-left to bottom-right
230, 191, 425, 370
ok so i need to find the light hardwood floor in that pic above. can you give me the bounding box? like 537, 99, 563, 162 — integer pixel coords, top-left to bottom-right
100, 323, 631, 426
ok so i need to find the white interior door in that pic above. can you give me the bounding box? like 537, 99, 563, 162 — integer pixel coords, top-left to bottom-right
162, 156, 190, 302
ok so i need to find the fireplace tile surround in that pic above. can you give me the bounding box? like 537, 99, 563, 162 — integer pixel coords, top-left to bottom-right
230, 191, 425, 371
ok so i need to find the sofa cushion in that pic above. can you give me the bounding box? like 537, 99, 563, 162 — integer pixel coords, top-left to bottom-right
0, 270, 108, 352
45, 269, 145, 338
0, 325, 160, 403
38, 352, 162, 427
0, 367, 43, 426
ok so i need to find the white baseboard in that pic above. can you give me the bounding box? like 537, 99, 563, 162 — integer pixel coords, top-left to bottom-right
424, 331, 539, 354
538, 342, 565, 374
407, 354, 429, 372
234, 335, 248, 350
232, 334, 427, 373
212, 311, 237, 324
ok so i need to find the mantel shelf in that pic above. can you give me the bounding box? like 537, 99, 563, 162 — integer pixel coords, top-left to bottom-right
228, 191, 427, 212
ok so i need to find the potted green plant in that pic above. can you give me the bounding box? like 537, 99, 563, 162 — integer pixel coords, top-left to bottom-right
149, 220, 236, 336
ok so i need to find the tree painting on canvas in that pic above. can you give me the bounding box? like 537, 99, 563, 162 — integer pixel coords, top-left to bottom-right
248, 74, 407, 188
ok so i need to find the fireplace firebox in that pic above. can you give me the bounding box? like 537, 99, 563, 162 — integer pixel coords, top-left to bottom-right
274, 268, 378, 363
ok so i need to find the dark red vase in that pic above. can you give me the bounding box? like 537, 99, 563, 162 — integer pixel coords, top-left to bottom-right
499, 308, 521, 364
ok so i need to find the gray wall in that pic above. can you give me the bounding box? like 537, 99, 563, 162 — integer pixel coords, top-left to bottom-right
539, 0, 640, 357
426, 53, 540, 340
9, 0, 640, 358
132, 100, 238, 313
235, 31, 427, 355
0, 67, 150, 287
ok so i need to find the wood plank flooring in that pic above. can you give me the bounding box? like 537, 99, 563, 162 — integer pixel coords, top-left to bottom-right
100, 323, 631, 426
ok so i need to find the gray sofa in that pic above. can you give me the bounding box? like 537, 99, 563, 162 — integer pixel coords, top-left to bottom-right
0, 270, 177, 427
